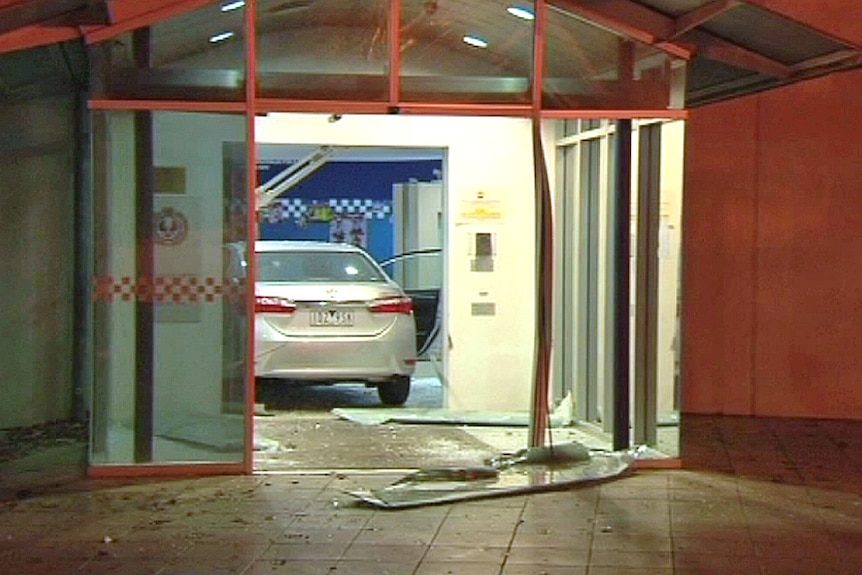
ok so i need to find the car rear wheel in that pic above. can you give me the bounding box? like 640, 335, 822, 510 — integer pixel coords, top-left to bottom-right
377, 376, 410, 406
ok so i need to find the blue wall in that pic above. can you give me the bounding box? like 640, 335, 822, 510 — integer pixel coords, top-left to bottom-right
258, 160, 441, 263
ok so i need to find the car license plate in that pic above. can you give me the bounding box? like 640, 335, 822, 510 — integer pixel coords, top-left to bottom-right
309, 309, 355, 327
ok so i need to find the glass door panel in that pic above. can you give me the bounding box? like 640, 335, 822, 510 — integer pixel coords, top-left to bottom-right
91, 110, 249, 466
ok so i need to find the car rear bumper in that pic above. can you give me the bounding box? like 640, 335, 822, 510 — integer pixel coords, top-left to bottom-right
255, 320, 416, 382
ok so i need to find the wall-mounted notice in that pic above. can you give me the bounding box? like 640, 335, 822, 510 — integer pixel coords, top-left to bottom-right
457, 189, 504, 224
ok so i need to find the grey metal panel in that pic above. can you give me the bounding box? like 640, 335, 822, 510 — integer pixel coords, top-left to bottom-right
634, 124, 661, 447
633, 0, 714, 18
702, 4, 851, 65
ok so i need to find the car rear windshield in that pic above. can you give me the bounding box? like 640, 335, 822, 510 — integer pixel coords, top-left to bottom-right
257, 250, 385, 283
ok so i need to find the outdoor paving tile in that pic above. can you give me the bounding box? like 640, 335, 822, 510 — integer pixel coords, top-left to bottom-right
758, 555, 862, 575
826, 529, 862, 552
179, 541, 272, 560
587, 569, 671, 575
592, 514, 670, 533
596, 498, 671, 517
262, 541, 350, 561
365, 514, 447, 531
414, 561, 503, 575
289, 513, 369, 531
0, 526, 57, 547
672, 535, 755, 557
613, 472, 672, 489
160, 562, 257, 575
517, 520, 596, 535
332, 560, 423, 575
596, 486, 669, 500
444, 507, 525, 524
1, 542, 99, 562
423, 544, 509, 563
1, 559, 93, 575
432, 528, 515, 547
521, 506, 596, 521
588, 549, 672, 569
590, 530, 671, 552
242, 559, 333, 575
504, 545, 590, 566
671, 501, 747, 529
76, 558, 166, 575
437, 518, 519, 534
341, 542, 427, 563
352, 525, 436, 546
277, 527, 361, 544
81, 539, 189, 561
674, 553, 765, 575
510, 530, 592, 549
530, 487, 601, 504
502, 565, 586, 575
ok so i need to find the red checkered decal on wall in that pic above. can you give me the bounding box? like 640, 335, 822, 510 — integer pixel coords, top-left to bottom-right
93, 276, 246, 303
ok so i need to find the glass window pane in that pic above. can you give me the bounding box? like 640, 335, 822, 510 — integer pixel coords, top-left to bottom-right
401, 0, 535, 104
257, 0, 390, 101
544, 6, 676, 110
257, 250, 384, 283
91, 110, 249, 466
90, 3, 246, 101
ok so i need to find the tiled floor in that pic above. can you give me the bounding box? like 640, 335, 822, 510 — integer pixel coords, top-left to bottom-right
2, 414, 861, 575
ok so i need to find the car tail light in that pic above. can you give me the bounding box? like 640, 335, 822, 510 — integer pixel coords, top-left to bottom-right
369, 296, 413, 315
255, 296, 296, 314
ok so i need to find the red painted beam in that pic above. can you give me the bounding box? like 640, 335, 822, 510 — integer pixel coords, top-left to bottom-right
86, 0, 219, 43
0, 23, 80, 55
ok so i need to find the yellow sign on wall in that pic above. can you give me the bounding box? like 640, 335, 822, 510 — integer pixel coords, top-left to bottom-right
458, 190, 504, 223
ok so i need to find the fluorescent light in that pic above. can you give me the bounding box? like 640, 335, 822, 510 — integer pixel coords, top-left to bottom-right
507, 6, 535, 20
221, 0, 246, 11
209, 31, 235, 43
463, 35, 488, 48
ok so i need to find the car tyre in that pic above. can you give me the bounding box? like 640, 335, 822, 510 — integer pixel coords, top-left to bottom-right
378, 376, 410, 406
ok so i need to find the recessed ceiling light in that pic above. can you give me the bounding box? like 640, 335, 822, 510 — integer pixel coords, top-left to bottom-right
463, 35, 488, 48
209, 31, 235, 43
221, 1, 246, 12
507, 6, 535, 20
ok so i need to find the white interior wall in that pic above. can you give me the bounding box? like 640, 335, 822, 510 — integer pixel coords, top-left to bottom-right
657, 120, 684, 417
257, 113, 537, 411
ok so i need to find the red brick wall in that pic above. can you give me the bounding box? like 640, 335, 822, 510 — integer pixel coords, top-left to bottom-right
683, 3, 862, 419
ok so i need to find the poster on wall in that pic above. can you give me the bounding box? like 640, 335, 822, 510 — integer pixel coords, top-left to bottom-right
329, 215, 367, 248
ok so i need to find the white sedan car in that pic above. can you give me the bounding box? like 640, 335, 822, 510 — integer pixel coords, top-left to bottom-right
254, 240, 417, 405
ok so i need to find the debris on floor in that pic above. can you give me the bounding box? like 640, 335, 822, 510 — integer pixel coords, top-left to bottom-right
345, 441, 635, 509
0, 419, 88, 463
331, 407, 571, 427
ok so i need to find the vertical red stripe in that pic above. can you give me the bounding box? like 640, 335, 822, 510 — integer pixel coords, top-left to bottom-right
389, 0, 402, 109
532, 0, 547, 113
